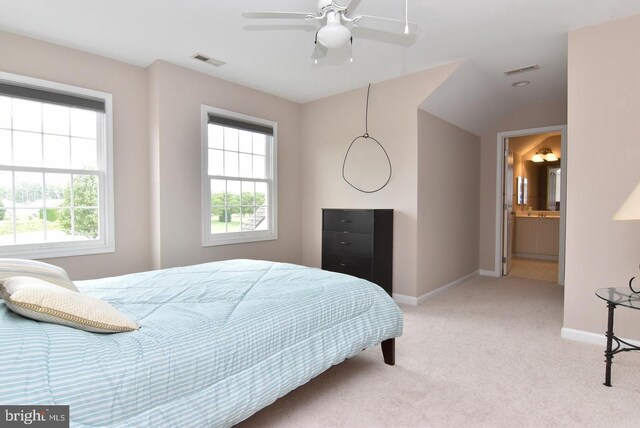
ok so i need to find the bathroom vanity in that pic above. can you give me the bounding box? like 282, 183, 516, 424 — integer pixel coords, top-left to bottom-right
514, 213, 559, 259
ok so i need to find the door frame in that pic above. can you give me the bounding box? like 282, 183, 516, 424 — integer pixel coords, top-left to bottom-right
494, 124, 568, 285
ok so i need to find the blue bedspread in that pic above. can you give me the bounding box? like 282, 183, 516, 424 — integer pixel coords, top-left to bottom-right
0, 260, 403, 427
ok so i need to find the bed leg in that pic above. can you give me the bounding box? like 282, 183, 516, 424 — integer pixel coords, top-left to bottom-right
381, 338, 395, 365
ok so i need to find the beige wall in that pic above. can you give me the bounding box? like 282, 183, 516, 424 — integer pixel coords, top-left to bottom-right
565, 14, 640, 339
148, 61, 302, 268
479, 101, 567, 272
417, 110, 480, 296
300, 63, 462, 298
0, 31, 152, 280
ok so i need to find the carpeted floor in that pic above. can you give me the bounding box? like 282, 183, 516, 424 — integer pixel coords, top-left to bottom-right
239, 275, 640, 427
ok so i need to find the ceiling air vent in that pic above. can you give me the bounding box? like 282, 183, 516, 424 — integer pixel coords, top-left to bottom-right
503, 64, 539, 76
192, 53, 226, 67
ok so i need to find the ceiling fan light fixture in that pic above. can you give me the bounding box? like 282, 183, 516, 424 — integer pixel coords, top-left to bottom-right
317, 22, 352, 48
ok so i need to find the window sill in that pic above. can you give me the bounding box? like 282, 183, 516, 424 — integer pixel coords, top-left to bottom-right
203, 232, 277, 247
0, 241, 115, 260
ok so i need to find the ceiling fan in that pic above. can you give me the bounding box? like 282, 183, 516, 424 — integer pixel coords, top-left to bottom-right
242, 0, 417, 62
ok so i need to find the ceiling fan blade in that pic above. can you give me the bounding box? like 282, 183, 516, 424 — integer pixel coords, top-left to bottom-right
351, 14, 417, 34
334, 0, 362, 12
242, 11, 316, 20
311, 42, 328, 60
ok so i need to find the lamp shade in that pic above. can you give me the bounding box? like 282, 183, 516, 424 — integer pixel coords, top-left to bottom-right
545, 152, 558, 162
531, 153, 544, 163
613, 182, 640, 220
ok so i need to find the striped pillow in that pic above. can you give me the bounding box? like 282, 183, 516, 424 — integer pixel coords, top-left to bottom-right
0, 258, 78, 292
0, 276, 139, 333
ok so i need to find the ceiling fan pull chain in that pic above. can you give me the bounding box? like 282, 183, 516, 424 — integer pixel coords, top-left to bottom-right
404, 0, 409, 34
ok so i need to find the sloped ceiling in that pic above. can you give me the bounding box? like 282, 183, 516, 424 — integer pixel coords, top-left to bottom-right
1, 1, 639, 135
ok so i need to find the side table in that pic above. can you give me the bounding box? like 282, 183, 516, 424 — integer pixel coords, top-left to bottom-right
595, 287, 640, 386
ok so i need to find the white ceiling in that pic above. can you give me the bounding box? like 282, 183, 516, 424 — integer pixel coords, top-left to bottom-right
1, 0, 639, 135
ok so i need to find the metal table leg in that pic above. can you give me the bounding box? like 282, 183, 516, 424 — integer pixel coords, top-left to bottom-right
604, 302, 616, 387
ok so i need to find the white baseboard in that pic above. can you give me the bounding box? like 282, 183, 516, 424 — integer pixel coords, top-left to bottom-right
393, 270, 479, 306
479, 269, 500, 277
561, 327, 640, 347
392, 293, 418, 306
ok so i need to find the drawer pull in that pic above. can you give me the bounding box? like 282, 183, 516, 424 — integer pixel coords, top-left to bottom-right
340, 241, 350, 245
339, 263, 352, 267
340, 220, 352, 223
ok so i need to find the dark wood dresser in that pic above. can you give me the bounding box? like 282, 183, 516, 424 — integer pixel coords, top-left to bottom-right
321, 209, 393, 296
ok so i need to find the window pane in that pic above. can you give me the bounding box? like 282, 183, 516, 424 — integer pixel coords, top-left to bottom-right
255, 206, 268, 231
73, 208, 99, 239
256, 182, 268, 206
0, 170, 12, 203
14, 172, 43, 207
211, 180, 227, 195
13, 131, 42, 167
208, 149, 223, 176
44, 209, 69, 243
210, 179, 227, 231
224, 151, 239, 177
252, 154, 266, 179
226, 180, 241, 233
70, 108, 97, 138
211, 209, 227, 234
224, 127, 238, 151
241, 181, 255, 206
239, 130, 252, 153
208, 124, 223, 149
227, 180, 240, 207
0, 129, 11, 165
45, 173, 70, 208
14, 209, 45, 244
253, 134, 267, 155
43, 135, 71, 169
0, 96, 10, 129
0, 171, 13, 245
241, 206, 257, 231
72, 175, 98, 208
71, 137, 97, 170
43, 104, 70, 135
12, 99, 41, 132
239, 153, 252, 178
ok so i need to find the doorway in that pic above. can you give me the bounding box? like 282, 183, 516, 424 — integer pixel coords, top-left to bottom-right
495, 125, 567, 285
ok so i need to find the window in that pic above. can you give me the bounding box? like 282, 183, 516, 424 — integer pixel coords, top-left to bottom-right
201, 106, 277, 246
0, 72, 114, 259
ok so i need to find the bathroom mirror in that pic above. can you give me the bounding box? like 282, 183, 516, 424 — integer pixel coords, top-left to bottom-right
517, 176, 527, 205
524, 160, 561, 211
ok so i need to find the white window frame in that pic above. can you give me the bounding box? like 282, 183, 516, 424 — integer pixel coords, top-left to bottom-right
0, 71, 114, 259
201, 105, 278, 246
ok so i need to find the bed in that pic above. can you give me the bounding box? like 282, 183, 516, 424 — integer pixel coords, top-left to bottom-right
0, 259, 403, 427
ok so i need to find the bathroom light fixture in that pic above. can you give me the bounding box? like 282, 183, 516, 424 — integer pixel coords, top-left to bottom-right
531, 148, 558, 162
512, 80, 530, 87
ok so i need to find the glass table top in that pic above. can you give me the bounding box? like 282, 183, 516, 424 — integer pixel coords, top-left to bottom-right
596, 288, 640, 310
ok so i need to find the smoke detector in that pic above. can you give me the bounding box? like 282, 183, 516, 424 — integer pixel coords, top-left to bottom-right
192, 53, 226, 67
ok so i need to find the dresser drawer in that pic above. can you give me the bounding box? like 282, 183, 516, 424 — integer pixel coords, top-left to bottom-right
322, 231, 372, 257
323, 210, 373, 234
322, 253, 373, 281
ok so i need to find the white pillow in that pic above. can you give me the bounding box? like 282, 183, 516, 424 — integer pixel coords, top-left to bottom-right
0, 258, 78, 292
1, 276, 139, 333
